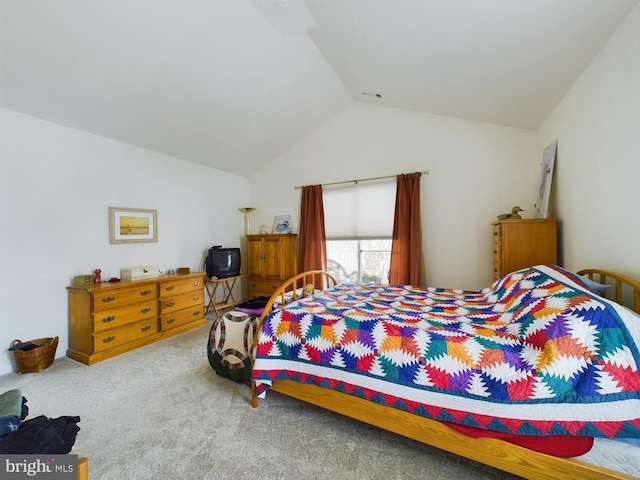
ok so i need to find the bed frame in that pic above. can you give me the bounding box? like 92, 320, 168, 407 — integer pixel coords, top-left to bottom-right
251, 269, 640, 480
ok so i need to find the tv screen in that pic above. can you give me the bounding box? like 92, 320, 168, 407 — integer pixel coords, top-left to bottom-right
206, 246, 241, 279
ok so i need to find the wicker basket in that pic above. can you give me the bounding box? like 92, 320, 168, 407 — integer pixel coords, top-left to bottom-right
10, 337, 58, 374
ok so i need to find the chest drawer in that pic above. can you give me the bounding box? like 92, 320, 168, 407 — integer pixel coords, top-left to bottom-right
492, 242, 502, 262
248, 278, 282, 297
93, 318, 158, 353
161, 305, 203, 331
160, 291, 202, 314
92, 299, 158, 332
92, 285, 157, 311
159, 277, 203, 297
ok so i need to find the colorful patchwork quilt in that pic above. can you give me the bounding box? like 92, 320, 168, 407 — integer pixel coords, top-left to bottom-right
252, 265, 640, 439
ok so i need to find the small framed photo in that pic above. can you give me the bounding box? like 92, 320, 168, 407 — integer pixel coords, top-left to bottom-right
272, 215, 292, 234
109, 207, 157, 244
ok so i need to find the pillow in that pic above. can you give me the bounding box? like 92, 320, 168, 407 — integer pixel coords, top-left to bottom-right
0, 389, 23, 437
546, 265, 611, 295
580, 275, 611, 294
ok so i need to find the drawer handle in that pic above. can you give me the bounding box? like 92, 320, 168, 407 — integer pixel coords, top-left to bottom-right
102, 296, 116, 303
166, 302, 175, 307
141, 307, 152, 314
167, 318, 176, 324
192, 296, 200, 301
192, 311, 200, 317
192, 281, 200, 286
141, 325, 152, 332
141, 290, 152, 296
102, 336, 116, 343
102, 316, 116, 323
165, 286, 175, 291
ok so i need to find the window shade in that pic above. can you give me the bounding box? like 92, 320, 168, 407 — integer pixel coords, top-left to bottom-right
323, 181, 396, 238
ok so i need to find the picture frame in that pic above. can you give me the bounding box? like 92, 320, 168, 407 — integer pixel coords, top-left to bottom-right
272, 215, 292, 234
109, 207, 157, 244
533, 140, 557, 218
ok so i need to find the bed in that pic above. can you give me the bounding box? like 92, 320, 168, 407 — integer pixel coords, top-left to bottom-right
251, 266, 640, 479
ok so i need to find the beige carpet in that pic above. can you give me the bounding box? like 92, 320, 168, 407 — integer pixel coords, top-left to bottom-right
0, 316, 521, 480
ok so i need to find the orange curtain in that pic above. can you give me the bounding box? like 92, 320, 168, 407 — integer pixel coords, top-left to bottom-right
298, 185, 327, 273
389, 172, 422, 285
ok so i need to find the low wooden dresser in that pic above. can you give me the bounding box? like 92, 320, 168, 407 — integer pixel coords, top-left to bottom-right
67, 272, 205, 365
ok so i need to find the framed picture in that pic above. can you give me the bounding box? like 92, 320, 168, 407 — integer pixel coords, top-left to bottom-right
109, 207, 157, 244
533, 140, 557, 218
272, 215, 292, 234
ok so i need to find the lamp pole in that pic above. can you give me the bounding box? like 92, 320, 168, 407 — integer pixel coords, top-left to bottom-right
239, 207, 256, 235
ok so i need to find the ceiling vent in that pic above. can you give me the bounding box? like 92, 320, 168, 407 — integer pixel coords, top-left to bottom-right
360, 91, 382, 98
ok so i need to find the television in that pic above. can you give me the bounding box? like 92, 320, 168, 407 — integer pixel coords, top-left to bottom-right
206, 246, 241, 279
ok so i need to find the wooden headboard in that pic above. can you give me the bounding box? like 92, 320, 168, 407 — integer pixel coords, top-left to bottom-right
577, 268, 640, 314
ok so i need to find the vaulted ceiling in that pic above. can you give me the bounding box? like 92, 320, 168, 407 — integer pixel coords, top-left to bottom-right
1, 0, 637, 177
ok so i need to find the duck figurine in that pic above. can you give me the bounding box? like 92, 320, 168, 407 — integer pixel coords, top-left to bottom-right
497, 206, 524, 220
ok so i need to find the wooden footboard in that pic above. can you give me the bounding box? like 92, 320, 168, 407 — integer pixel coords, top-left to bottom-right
251, 270, 338, 407
251, 268, 640, 480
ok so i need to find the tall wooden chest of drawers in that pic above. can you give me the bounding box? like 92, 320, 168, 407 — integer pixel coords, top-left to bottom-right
67, 272, 205, 365
492, 219, 557, 280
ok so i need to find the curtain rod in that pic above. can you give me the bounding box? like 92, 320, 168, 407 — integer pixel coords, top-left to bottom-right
293, 169, 430, 190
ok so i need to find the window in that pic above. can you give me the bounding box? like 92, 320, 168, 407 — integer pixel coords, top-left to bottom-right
326, 238, 392, 284
323, 181, 395, 284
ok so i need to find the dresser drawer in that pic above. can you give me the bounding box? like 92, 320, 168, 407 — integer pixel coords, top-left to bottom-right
493, 261, 502, 280
248, 278, 282, 297
159, 276, 203, 297
160, 305, 203, 331
160, 291, 202, 314
93, 318, 158, 353
492, 242, 502, 262
92, 299, 158, 332
92, 285, 157, 311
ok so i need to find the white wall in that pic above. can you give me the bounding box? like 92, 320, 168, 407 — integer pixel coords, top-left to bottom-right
249, 103, 539, 290
537, 3, 640, 276
0, 108, 249, 374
